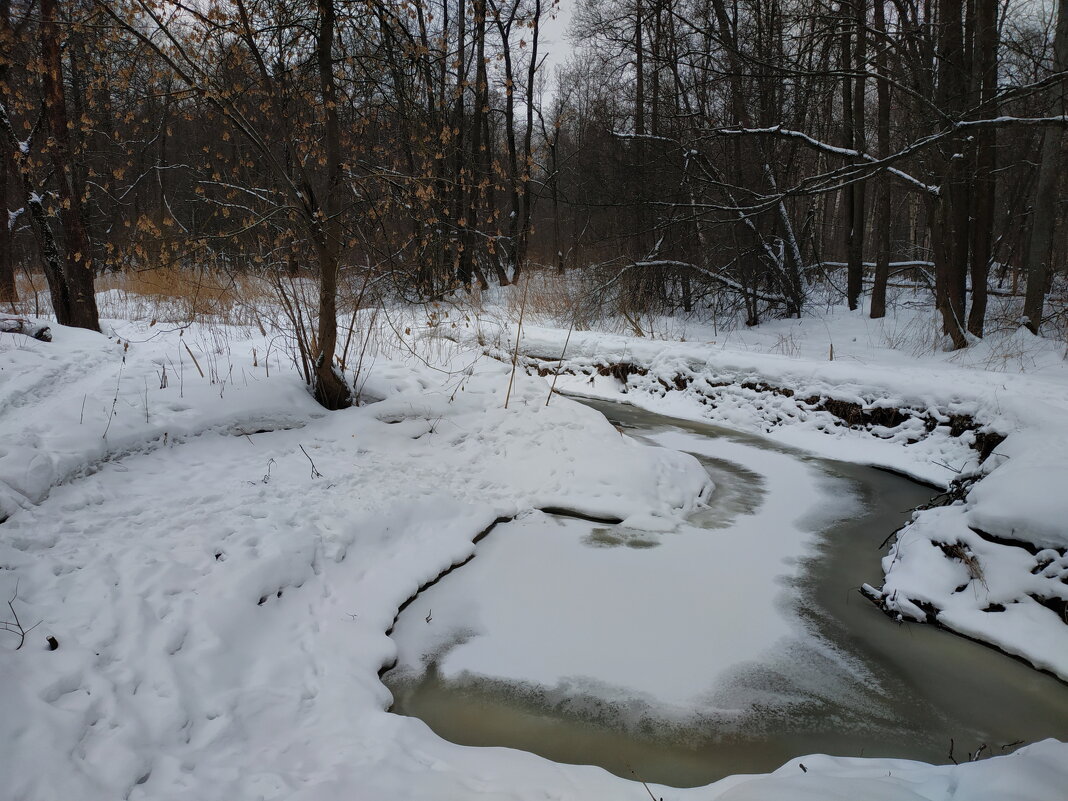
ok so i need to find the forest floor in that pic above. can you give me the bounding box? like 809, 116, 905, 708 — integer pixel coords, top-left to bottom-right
1, 283, 1066, 800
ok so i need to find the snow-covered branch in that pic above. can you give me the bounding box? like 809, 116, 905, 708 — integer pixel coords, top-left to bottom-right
709, 125, 940, 195
632, 260, 789, 304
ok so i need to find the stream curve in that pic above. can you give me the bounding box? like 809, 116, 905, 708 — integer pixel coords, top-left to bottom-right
382, 398, 1068, 787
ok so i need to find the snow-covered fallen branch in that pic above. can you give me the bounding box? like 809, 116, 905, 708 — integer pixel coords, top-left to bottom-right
0, 319, 52, 342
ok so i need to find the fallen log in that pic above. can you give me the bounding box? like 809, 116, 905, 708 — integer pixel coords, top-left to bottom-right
0, 318, 52, 342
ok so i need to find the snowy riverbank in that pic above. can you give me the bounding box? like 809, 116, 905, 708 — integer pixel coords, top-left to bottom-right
2, 312, 1066, 800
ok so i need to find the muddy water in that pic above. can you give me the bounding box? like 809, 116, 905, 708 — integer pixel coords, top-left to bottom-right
383, 398, 1068, 787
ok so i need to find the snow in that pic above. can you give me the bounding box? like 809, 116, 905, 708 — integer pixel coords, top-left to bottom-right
707, 740, 1068, 801
389, 428, 859, 718
2, 300, 1067, 800
0, 323, 317, 520
967, 428, 1068, 549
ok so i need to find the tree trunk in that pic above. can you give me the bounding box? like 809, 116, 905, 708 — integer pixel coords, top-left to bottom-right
515, 0, 541, 283
549, 118, 564, 273
841, 10, 860, 311
847, 0, 867, 312
635, 0, 645, 139
0, 118, 14, 305
1022, 0, 1067, 334
967, 0, 998, 337
312, 0, 350, 409
451, 0, 471, 288
934, 0, 970, 348
495, 7, 519, 283
0, 101, 69, 318
465, 0, 489, 290
40, 0, 99, 332
0, 0, 14, 304
870, 0, 891, 319
20, 173, 70, 318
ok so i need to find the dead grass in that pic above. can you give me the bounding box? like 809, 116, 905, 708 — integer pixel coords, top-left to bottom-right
502, 266, 657, 336
95, 266, 274, 326
8, 266, 241, 324
5, 272, 51, 317
940, 541, 986, 585
5, 266, 286, 327
502, 269, 582, 323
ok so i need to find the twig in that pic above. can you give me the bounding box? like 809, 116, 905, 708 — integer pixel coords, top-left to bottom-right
102, 359, 125, 439
183, 341, 205, 378
299, 444, 323, 478
627, 764, 662, 801
504, 279, 530, 410
932, 458, 964, 474
1, 581, 41, 651
878, 521, 908, 550
351, 307, 380, 404
545, 316, 576, 407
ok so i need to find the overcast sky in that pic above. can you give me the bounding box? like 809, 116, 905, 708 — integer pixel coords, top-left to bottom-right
538, 0, 577, 83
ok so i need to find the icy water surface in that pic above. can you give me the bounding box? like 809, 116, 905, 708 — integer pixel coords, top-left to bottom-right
383, 398, 1068, 787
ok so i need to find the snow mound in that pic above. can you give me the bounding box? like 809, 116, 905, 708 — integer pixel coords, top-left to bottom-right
967, 429, 1068, 550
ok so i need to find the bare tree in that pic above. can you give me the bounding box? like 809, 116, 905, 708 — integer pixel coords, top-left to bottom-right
0, 0, 101, 329
40, 0, 99, 330
0, 0, 16, 305
869, 0, 892, 319
1023, 0, 1068, 334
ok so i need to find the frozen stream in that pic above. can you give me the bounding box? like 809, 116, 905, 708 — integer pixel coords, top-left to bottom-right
382, 398, 1068, 787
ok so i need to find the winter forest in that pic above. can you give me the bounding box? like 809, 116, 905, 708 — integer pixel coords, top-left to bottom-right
2, 0, 1068, 799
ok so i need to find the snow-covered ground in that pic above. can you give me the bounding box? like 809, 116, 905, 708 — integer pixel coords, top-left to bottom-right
2, 299, 1067, 800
